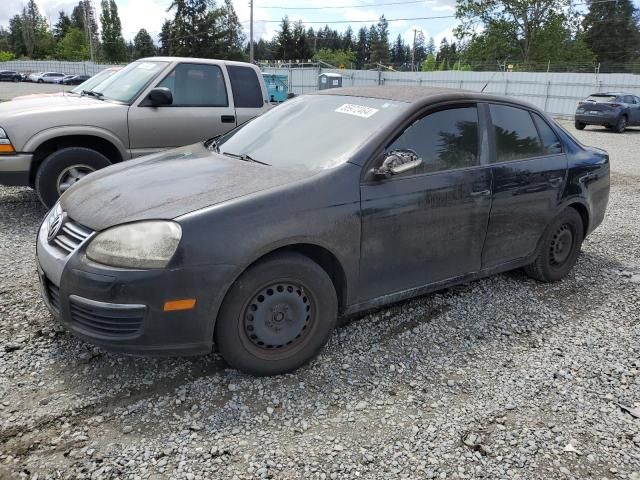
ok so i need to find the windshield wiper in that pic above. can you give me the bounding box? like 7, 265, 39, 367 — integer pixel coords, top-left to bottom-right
81, 90, 104, 100
221, 151, 271, 166
205, 135, 222, 153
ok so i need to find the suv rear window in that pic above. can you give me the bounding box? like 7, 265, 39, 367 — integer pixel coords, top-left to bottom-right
489, 104, 543, 162
227, 65, 264, 108
586, 95, 617, 103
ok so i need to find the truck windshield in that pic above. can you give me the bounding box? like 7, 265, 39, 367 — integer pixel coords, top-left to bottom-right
92, 61, 168, 103
71, 69, 119, 94
217, 95, 409, 171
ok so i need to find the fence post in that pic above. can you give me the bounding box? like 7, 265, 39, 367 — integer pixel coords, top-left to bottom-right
504, 78, 509, 95
544, 80, 551, 112
378, 69, 382, 86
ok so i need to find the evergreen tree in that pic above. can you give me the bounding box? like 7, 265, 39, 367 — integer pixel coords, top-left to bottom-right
219, 0, 246, 60
413, 30, 427, 67
132, 28, 156, 59
583, 0, 640, 69
158, 20, 172, 55
355, 26, 368, 68
343, 26, 354, 52
100, 0, 127, 62
426, 37, 436, 55
71, 1, 100, 52
370, 15, 390, 65
276, 17, 295, 60
53, 11, 72, 40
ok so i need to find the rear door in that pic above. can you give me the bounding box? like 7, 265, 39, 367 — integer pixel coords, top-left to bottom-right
227, 64, 269, 126
482, 104, 567, 268
627, 95, 640, 124
127, 62, 237, 157
358, 104, 492, 300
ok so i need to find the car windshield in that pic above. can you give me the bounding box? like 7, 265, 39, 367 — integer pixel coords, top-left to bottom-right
70, 69, 119, 94
586, 95, 617, 102
216, 95, 409, 171
91, 61, 168, 103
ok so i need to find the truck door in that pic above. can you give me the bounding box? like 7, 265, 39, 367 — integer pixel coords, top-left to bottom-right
227, 65, 270, 126
127, 62, 236, 157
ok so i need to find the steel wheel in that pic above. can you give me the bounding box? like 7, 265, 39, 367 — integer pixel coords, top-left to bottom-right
56, 164, 96, 195
239, 280, 316, 359
548, 223, 574, 267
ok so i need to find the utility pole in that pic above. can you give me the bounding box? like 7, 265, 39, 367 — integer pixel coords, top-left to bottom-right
411, 28, 418, 72
85, 0, 94, 63
249, 0, 254, 63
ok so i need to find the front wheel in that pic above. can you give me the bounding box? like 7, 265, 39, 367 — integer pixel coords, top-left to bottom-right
615, 115, 627, 133
215, 252, 338, 376
35, 147, 112, 207
524, 208, 584, 282
574, 121, 586, 130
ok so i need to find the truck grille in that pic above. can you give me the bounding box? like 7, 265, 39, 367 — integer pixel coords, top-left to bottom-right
51, 220, 93, 255
69, 296, 145, 338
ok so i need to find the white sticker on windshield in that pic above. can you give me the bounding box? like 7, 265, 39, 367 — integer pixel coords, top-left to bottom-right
136, 62, 156, 70
335, 103, 379, 118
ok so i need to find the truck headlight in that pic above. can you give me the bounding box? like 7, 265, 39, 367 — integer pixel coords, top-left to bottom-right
0, 127, 15, 154
86, 221, 181, 269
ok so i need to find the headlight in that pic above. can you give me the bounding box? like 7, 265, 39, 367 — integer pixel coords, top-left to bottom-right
86, 221, 181, 269
0, 127, 15, 154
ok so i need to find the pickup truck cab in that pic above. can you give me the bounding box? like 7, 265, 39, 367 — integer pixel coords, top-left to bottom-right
0, 57, 271, 206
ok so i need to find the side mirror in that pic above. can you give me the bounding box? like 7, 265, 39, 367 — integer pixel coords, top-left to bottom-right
374, 150, 423, 179
147, 87, 173, 106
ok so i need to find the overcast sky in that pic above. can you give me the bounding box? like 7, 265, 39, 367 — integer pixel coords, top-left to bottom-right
0, 0, 460, 47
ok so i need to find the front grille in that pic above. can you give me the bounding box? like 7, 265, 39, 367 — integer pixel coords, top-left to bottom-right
45, 279, 60, 314
69, 296, 145, 338
51, 220, 93, 255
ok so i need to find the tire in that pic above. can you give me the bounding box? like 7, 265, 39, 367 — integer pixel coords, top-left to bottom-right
524, 208, 584, 283
35, 147, 111, 208
574, 121, 586, 130
615, 115, 627, 133
215, 252, 338, 376
37, 79, 43, 83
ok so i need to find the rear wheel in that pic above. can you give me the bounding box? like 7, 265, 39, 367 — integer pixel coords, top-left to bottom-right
574, 121, 586, 130
524, 208, 584, 282
215, 252, 338, 376
35, 147, 111, 207
615, 115, 627, 133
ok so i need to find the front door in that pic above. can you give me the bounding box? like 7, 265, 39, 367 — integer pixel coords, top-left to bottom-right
358, 104, 493, 301
128, 62, 236, 157
482, 104, 568, 267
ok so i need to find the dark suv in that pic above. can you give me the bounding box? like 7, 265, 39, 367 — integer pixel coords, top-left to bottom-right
575, 92, 640, 132
0, 70, 22, 82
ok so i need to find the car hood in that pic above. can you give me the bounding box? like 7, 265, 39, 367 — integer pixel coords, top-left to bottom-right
61, 143, 310, 231
0, 93, 116, 118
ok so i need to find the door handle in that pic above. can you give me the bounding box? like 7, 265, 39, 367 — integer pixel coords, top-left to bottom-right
470, 189, 490, 197
221, 115, 235, 123
549, 177, 563, 187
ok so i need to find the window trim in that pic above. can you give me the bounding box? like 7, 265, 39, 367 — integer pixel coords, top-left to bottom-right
361, 101, 487, 183
147, 62, 229, 108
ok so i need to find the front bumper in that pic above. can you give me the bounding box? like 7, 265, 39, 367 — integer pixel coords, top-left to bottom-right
36, 216, 236, 355
0, 153, 32, 186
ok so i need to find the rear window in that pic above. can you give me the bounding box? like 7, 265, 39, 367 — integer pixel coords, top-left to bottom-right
532, 113, 562, 155
586, 95, 617, 103
489, 104, 543, 162
227, 65, 264, 108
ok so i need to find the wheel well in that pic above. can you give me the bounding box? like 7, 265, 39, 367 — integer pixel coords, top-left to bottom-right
252, 244, 348, 314
29, 135, 123, 186
568, 203, 589, 237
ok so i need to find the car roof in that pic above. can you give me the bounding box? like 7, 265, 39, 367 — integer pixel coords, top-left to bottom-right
591, 92, 631, 96
137, 56, 260, 69
311, 85, 539, 110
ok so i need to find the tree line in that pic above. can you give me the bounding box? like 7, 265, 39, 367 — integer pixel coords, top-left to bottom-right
0, 0, 638, 72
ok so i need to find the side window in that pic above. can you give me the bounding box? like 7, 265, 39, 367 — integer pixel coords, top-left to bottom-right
634, 96, 640, 104
489, 104, 543, 162
623, 95, 634, 104
157, 63, 228, 107
532, 113, 562, 155
227, 65, 264, 108
385, 106, 480, 176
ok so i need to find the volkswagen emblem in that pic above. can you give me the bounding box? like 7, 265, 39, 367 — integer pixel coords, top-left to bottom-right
47, 210, 65, 243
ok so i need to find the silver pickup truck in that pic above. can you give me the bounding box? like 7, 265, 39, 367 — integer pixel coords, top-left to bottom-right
0, 57, 272, 206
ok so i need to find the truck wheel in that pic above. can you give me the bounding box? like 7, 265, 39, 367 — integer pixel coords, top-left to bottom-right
574, 121, 586, 130
524, 208, 584, 283
35, 147, 111, 208
215, 252, 338, 376
615, 115, 627, 133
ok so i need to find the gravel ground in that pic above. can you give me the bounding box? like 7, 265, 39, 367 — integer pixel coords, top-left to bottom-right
0, 82, 68, 101
0, 121, 639, 480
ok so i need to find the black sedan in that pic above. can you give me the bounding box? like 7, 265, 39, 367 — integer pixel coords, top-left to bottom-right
36, 86, 610, 376
0, 70, 22, 82
62, 74, 91, 85
575, 92, 640, 132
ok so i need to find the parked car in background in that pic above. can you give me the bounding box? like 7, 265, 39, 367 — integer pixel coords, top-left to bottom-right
54, 75, 75, 84
35, 86, 610, 375
13, 68, 121, 101
0, 58, 271, 207
0, 70, 22, 82
63, 74, 91, 85
575, 92, 640, 132
27, 72, 65, 83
